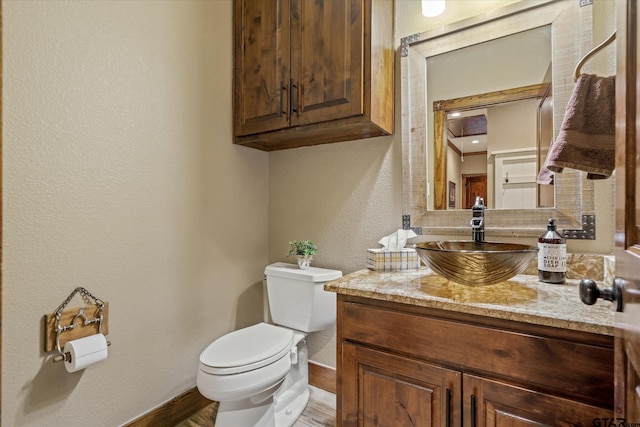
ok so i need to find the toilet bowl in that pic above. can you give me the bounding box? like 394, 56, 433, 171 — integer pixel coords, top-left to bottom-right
197, 263, 342, 427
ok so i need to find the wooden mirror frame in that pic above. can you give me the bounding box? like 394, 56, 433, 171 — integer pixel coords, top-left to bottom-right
401, 0, 611, 238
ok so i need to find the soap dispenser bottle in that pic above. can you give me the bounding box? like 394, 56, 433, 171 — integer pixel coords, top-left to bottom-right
538, 218, 567, 284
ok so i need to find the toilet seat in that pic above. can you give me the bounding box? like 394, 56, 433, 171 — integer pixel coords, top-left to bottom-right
200, 323, 294, 375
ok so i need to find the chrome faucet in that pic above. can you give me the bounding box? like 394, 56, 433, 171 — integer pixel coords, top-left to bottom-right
470, 196, 486, 242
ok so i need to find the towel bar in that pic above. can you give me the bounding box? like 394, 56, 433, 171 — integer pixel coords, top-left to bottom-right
574, 31, 616, 81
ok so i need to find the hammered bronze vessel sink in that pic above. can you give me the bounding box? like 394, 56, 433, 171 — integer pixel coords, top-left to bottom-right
415, 241, 538, 286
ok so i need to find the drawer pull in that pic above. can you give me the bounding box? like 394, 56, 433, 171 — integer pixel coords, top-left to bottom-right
471, 394, 477, 427
290, 79, 298, 114
279, 81, 285, 118
445, 388, 452, 427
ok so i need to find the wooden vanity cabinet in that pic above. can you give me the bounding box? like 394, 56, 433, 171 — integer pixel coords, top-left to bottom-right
233, 0, 394, 151
463, 374, 608, 427
342, 343, 462, 426
337, 295, 614, 427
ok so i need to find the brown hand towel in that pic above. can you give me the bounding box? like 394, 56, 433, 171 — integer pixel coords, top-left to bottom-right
543, 74, 615, 179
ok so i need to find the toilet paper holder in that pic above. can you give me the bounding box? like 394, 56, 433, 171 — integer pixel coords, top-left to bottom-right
44, 287, 111, 363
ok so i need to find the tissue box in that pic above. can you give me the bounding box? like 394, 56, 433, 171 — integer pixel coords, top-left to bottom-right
366, 248, 421, 271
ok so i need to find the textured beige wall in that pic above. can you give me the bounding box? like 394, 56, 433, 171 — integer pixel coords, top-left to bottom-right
3, 1, 268, 425
395, 0, 523, 36
268, 137, 404, 364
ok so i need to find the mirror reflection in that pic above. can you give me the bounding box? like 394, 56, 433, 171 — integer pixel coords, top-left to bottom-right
441, 88, 554, 210
427, 25, 553, 210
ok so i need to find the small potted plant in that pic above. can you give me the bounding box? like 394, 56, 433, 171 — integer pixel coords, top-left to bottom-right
287, 240, 318, 269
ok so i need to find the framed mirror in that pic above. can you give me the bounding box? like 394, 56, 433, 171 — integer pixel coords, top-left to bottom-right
401, 0, 614, 238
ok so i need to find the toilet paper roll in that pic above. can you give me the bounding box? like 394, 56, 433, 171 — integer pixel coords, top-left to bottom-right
63, 333, 108, 373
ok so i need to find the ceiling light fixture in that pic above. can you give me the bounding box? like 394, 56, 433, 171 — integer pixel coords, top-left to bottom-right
422, 0, 445, 18
472, 140, 479, 144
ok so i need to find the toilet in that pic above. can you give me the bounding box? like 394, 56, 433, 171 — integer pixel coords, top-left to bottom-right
197, 262, 342, 427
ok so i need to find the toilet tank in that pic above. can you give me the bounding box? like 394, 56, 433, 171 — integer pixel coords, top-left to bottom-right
265, 262, 342, 332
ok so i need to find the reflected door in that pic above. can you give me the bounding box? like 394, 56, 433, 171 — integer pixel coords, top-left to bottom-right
494, 150, 537, 209
463, 175, 487, 209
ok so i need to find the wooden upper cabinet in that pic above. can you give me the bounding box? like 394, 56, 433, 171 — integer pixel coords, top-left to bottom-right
290, 0, 363, 127
233, 0, 394, 151
233, 0, 290, 135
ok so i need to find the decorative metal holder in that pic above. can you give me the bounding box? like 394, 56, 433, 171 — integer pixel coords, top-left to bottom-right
44, 287, 110, 363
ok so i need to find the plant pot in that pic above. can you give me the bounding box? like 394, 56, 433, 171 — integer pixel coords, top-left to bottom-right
297, 255, 313, 270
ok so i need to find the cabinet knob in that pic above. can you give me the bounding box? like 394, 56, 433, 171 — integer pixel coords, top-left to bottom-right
579, 278, 623, 312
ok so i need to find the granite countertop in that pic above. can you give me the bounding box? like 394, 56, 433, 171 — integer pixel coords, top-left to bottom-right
325, 267, 615, 336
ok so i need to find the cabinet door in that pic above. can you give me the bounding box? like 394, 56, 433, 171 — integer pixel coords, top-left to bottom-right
290, 0, 364, 127
341, 343, 461, 427
463, 374, 611, 427
234, 0, 290, 136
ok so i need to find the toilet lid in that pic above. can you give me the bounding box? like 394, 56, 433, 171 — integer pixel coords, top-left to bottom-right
199, 323, 294, 375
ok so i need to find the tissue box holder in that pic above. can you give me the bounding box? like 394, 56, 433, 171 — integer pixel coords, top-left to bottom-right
366, 248, 420, 271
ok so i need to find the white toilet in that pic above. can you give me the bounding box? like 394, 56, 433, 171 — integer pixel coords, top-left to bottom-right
197, 262, 342, 427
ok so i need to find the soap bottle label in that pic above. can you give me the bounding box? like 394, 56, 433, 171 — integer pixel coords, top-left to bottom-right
537, 243, 567, 273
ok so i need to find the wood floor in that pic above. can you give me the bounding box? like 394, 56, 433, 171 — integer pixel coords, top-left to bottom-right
175, 386, 336, 427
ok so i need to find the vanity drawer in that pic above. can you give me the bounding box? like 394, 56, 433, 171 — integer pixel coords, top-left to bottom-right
340, 298, 614, 408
